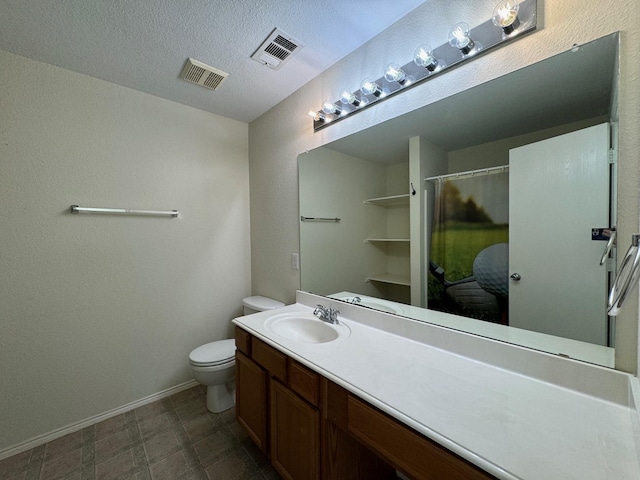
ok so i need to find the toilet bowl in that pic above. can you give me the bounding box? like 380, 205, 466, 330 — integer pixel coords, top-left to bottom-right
189, 296, 284, 413
189, 339, 236, 413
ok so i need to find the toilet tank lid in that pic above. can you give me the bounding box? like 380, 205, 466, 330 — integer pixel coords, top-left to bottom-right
242, 296, 285, 311
189, 339, 236, 364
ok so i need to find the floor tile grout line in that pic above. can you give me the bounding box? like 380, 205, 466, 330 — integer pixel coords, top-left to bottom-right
1, 385, 280, 480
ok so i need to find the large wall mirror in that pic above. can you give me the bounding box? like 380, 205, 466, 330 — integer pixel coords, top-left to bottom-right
299, 32, 620, 368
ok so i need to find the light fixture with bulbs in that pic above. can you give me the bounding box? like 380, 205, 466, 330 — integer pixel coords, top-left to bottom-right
448, 22, 477, 55
360, 78, 384, 97
413, 45, 440, 72
322, 101, 343, 116
493, 1, 521, 35
307, 110, 325, 123
384, 63, 409, 85
340, 90, 364, 107
308, 0, 537, 131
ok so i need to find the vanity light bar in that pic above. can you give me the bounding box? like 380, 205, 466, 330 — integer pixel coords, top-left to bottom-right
309, 0, 537, 132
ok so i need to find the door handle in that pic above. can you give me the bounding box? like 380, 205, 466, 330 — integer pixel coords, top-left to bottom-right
510, 273, 521, 281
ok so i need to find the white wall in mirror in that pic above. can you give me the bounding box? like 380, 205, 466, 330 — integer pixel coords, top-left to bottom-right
300, 148, 412, 304
249, 0, 640, 373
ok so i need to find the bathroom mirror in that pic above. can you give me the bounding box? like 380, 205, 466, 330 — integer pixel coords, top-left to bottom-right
299, 33, 620, 368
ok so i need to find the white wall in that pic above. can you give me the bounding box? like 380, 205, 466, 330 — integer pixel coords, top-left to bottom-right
299, 148, 387, 297
248, 0, 640, 373
0, 51, 250, 452
448, 117, 608, 172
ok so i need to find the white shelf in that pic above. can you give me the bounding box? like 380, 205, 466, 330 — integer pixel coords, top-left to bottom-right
363, 193, 410, 207
365, 238, 410, 243
365, 273, 411, 287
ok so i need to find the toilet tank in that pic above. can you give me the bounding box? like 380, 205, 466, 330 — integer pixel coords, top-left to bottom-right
242, 296, 285, 315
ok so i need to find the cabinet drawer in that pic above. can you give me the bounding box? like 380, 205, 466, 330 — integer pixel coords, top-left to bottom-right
289, 359, 320, 407
253, 337, 287, 382
235, 326, 251, 356
347, 396, 495, 480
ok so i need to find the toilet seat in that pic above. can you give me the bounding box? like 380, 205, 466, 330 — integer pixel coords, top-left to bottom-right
189, 339, 235, 367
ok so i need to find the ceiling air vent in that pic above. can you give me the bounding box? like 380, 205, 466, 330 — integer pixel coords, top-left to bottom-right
180, 58, 228, 90
251, 28, 304, 70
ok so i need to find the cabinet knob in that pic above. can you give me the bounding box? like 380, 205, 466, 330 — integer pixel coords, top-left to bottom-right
510, 273, 522, 281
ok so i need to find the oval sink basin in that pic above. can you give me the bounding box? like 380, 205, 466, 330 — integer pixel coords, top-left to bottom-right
264, 312, 350, 344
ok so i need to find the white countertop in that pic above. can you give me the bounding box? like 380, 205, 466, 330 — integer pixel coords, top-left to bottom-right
233, 291, 640, 480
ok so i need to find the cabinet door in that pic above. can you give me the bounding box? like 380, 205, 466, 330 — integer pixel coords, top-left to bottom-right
271, 379, 320, 480
236, 351, 268, 452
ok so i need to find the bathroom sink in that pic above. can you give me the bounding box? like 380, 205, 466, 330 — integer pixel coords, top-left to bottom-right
264, 312, 350, 344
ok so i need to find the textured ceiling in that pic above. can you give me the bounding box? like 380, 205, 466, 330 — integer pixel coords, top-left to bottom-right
0, 0, 426, 123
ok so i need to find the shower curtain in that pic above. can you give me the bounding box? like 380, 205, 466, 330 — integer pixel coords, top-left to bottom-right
428, 170, 509, 324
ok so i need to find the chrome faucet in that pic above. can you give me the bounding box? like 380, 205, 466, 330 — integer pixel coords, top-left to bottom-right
349, 296, 361, 305
313, 305, 340, 324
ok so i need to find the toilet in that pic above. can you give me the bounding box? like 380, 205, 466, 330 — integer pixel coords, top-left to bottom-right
188, 295, 284, 413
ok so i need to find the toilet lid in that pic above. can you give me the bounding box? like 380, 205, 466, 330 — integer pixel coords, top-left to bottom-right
189, 339, 236, 367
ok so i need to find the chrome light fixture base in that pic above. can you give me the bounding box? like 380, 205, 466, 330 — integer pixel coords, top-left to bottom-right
311, 0, 537, 132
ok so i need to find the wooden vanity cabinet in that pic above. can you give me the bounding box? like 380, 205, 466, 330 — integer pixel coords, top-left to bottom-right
323, 380, 495, 480
235, 327, 495, 480
235, 327, 321, 480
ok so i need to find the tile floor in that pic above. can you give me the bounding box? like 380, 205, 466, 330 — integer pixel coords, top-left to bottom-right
0, 385, 282, 480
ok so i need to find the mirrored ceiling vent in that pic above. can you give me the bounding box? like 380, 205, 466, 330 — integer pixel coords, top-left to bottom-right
251, 28, 304, 70
180, 58, 229, 90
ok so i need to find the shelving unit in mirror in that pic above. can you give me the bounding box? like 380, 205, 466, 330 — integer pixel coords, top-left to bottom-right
363, 193, 410, 206
365, 238, 410, 243
366, 273, 411, 287
364, 192, 411, 291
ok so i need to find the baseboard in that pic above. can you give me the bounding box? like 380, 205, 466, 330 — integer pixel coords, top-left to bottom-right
0, 379, 199, 461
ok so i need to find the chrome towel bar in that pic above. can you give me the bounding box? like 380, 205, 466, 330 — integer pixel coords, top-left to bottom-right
70, 205, 179, 217
300, 216, 340, 222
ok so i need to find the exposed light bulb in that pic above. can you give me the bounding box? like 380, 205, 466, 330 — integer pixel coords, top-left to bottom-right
492, 1, 520, 35
384, 62, 407, 85
307, 110, 325, 122
340, 90, 362, 107
360, 78, 383, 97
322, 101, 343, 115
413, 45, 438, 72
448, 22, 475, 55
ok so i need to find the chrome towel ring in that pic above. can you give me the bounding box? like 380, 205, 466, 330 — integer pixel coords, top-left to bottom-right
608, 234, 640, 316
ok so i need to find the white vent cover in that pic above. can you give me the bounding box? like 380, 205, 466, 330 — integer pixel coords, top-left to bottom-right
180, 58, 228, 90
251, 28, 303, 70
